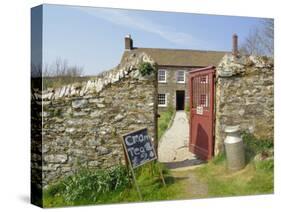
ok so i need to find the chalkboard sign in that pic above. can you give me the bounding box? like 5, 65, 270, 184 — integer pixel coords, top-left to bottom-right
122, 128, 157, 168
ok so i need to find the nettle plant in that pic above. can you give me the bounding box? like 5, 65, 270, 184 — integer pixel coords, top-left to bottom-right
139, 62, 156, 77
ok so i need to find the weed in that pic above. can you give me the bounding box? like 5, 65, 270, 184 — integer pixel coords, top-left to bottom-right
212, 152, 226, 165
242, 132, 273, 162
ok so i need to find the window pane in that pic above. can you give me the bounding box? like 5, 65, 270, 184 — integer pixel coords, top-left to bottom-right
177, 70, 185, 82
158, 94, 166, 105
158, 70, 166, 82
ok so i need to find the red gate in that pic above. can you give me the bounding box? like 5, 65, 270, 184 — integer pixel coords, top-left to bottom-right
189, 66, 215, 160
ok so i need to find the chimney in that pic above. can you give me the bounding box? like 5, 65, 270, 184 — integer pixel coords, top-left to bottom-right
232, 33, 238, 57
125, 34, 133, 50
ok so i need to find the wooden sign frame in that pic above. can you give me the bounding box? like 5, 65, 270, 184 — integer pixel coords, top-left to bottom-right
121, 128, 166, 200
122, 128, 157, 169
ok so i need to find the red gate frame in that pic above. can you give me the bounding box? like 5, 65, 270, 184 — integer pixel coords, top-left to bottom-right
189, 66, 215, 160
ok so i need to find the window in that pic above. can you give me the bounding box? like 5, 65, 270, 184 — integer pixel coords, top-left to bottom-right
158, 94, 167, 107
158, 69, 167, 83
177, 70, 185, 83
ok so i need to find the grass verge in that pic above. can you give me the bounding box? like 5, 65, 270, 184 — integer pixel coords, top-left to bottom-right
157, 106, 175, 139
192, 157, 273, 197
43, 163, 186, 207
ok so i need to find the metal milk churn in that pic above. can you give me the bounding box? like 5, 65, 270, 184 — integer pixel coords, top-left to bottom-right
224, 125, 245, 171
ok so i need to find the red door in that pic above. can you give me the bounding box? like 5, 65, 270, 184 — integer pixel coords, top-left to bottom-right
189, 66, 215, 160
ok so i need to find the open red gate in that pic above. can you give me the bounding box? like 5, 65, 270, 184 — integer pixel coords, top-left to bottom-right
189, 66, 215, 160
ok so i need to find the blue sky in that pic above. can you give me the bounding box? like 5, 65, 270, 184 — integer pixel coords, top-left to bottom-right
42, 4, 265, 75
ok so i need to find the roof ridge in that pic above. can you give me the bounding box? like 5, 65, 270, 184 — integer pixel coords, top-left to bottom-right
134, 47, 230, 53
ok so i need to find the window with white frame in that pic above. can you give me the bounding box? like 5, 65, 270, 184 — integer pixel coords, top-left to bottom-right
158, 93, 167, 107
158, 69, 167, 83
177, 70, 185, 83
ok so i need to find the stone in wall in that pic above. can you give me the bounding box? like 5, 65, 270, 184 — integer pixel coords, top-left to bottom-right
31, 52, 157, 186
215, 54, 274, 154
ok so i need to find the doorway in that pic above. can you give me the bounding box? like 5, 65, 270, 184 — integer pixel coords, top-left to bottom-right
176, 90, 185, 110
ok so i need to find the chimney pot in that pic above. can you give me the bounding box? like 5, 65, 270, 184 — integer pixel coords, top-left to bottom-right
125, 34, 133, 50
232, 33, 238, 57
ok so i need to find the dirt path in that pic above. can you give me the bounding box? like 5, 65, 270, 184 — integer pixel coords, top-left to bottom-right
158, 111, 208, 197
158, 111, 196, 162
171, 170, 209, 197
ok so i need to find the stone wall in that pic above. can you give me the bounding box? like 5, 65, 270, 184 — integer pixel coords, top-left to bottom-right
31, 52, 157, 187
215, 54, 274, 153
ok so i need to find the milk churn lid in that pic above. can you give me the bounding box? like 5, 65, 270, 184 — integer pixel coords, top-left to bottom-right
224, 125, 240, 133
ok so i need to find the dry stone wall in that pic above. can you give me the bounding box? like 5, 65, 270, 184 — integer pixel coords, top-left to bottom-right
31, 52, 157, 187
215, 54, 274, 153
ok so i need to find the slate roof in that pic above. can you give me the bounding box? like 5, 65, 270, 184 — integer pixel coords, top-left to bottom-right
121, 47, 229, 67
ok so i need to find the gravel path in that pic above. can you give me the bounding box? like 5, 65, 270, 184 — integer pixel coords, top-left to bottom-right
158, 111, 196, 162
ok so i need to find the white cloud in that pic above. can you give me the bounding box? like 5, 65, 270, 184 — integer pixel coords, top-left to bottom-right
75, 7, 201, 46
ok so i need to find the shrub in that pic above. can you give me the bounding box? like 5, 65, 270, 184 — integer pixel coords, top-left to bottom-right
242, 132, 273, 162
139, 62, 155, 76
242, 133, 273, 153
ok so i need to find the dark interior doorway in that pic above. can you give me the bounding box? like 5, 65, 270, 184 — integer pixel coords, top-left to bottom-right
176, 90, 185, 110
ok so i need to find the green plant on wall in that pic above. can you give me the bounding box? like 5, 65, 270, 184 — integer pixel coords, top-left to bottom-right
185, 103, 190, 113
139, 62, 156, 76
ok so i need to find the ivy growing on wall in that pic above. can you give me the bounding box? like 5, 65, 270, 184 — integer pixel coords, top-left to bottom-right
139, 62, 156, 76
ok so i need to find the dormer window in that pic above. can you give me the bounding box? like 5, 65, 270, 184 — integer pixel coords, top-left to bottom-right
177, 70, 185, 83
158, 69, 167, 83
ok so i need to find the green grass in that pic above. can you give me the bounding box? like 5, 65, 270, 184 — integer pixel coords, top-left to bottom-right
184, 134, 274, 197
96, 163, 186, 204
44, 158, 273, 208
43, 163, 186, 207
185, 103, 190, 113
43, 165, 131, 207
157, 107, 174, 139
170, 134, 273, 198
43, 133, 274, 207
192, 158, 274, 197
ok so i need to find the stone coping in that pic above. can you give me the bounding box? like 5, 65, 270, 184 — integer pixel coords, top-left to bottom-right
31, 52, 155, 101
217, 54, 274, 78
